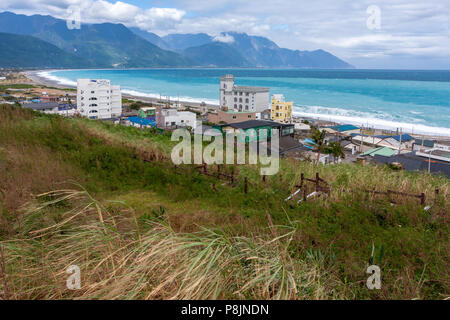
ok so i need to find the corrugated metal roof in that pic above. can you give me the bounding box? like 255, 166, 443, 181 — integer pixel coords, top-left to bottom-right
391, 134, 413, 142
361, 146, 396, 157
373, 152, 450, 178
329, 124, 359, 132
414, 139, 435, 148
127, 116, 155, 126
23, 102, 59, 110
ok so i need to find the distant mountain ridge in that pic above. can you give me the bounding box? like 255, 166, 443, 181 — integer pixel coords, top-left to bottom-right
0, 11, 191, 68
0, 11, 352, 69
139, 30, 353, 68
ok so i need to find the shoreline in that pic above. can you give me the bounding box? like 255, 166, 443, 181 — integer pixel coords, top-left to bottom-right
25, 70, 221, 110
24, 70, 450, 138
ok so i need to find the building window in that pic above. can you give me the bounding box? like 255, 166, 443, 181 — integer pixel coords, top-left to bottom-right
248, 115, 251, 118
239, 98, 242, 103
232, 116, 236, 119
234, 98, 237, 102
239, 92, 242, 96
246, 92, 249, 96
245, 105, 249, 110
245, 98, 249, 103
91, 91, 95, 94
234, 104, 237, 108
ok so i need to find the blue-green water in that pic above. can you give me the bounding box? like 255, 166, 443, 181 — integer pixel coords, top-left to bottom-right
43, 68, 450, 135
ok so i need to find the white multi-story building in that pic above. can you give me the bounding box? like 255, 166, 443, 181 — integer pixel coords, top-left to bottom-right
77, 79, 122, 119
156, 108, 198, 129
220, 74, 269, 113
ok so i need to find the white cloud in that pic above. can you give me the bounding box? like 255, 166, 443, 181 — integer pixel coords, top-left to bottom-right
0, 0, 185, 32
87, 1, 140, 23
213, 33, 234, 43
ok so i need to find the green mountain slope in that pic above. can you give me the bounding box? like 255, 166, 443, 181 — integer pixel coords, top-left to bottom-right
0, 11, 191, 68
164, 31, 353, 68
183, 42, 250, 67
0, 32, 93, 68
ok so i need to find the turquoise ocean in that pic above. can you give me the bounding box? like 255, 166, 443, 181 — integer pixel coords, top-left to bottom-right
41, 68, 450, 136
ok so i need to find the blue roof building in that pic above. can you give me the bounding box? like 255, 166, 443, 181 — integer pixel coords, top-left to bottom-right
328, 124, 360, 133
127, 116, 155, 127
391, 134, 414, 142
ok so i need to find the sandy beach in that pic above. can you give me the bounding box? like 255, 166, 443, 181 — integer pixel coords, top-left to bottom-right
24, 70, 221, 110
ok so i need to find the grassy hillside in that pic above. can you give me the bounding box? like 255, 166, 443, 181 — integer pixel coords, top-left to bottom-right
0, 104, 448, 299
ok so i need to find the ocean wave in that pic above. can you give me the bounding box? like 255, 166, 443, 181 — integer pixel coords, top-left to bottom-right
36, 71, 77, 87
39, 70, 450, 136
294, 105, 450, 136
121, 89, 220, 105
40, 71, 220, 105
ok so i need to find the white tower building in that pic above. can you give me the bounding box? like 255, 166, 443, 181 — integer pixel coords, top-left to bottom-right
219, 74, 269, 113
77, 79, 122, 119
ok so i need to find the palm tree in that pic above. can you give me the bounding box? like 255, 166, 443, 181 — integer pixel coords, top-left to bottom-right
308, 126, 327, 165
325, 141, 345, 163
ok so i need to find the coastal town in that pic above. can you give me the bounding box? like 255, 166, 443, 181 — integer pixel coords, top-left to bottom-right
1, 70, 449, 178
0, 2, 449, 303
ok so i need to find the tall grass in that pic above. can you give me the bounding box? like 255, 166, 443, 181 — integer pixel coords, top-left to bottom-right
1, 104, 448, 299
1, 188, 346, 300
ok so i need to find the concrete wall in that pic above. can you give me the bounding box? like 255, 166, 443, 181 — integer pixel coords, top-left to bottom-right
208, 109, 255, 124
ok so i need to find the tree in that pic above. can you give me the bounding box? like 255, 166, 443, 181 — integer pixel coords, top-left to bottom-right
308, 126, 327, 165
325, 141, 345, 163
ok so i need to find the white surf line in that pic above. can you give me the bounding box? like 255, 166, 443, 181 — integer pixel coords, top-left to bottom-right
293, 109, 450, 137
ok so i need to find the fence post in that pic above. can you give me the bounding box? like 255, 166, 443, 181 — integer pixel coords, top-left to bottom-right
420, 192, 425, 205
204, 163, 207, 174
300, 173, 304, 188
231, 169, 234, 184
315, 172, 319, 192
244, 176, 248, 194
303, 188, 307, 202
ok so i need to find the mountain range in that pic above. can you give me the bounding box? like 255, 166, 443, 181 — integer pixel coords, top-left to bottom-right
0, 11, 353, 69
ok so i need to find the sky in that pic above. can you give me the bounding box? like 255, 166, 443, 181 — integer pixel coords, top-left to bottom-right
1, 0, 449, 69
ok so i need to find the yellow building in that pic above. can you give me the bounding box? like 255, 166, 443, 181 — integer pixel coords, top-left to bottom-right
271, 94, 293, 123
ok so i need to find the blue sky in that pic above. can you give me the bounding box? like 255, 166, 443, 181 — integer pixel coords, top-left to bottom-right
1, 0, 449, 69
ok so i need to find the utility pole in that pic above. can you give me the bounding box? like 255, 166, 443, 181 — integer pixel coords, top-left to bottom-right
360, 126, 363, 152
427, 149, 436, 173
